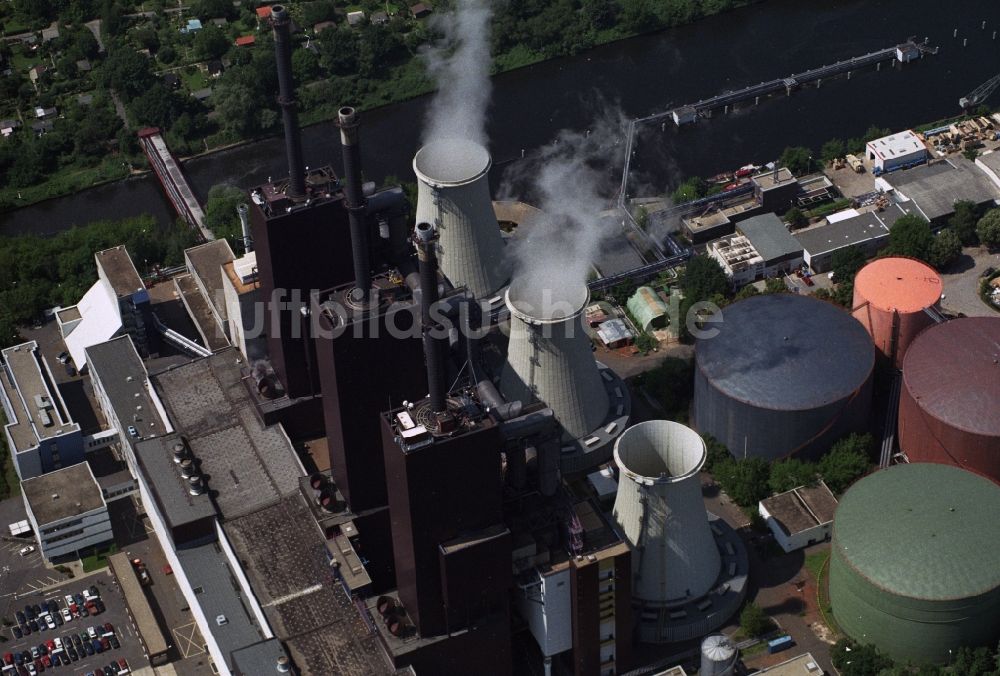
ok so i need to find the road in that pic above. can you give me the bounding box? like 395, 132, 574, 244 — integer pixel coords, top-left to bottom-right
940, 246, 1000, 317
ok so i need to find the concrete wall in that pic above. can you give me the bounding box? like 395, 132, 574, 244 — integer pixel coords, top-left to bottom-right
516, 567, 572, 657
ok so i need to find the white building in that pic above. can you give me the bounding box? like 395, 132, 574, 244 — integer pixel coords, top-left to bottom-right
21, 463, 113, 561
865, 130, 927, 174
221, 251, 265, 361
709, 213, 803, 285
0, 341, 85, 480
759, 482, 837, 553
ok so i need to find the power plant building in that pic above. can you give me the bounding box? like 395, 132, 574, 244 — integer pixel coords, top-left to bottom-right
852, 257, 942, 368
830, 463, 1000, 664
693, 294, 875, 461
898, 317, 1000, 482
611, 421, 747, 642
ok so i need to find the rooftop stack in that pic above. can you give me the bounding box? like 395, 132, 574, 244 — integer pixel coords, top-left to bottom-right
413, 139, 510, 298
500, 280, 609, 440
611, 421, 721, 627
270, 5, 305, 197
338, 106, 371, 304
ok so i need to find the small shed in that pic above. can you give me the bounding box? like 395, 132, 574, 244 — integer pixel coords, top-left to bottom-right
163, 73, 181, 89
410, 3, 433, 19
207, 60, 224, 78
211, 17, 229, 28
184, 18, 203, 33
34, 106, 57, 119
0, 119, 22, 137
371, 11, 389, 25
75, 59, 92, 72
77, 93, 94, 106
235, 35, 256, 47
347, 11, 366, 26
626, 286, 669, 332
759, 481, 837, 553
256, 5, 273, 21
28, 65, 47, 82
41, 25, 60, 43
31, 120, 54, 135
313, 21, 336, 35
191, 88, 213, 102
597, 318, 633, 349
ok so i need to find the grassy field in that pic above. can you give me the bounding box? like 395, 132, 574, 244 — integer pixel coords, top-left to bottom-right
0, 158, 131, 211
81, 542, 118, 573
0, 412, 19, 500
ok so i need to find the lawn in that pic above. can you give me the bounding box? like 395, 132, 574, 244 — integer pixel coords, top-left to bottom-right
804, 550, 829, 582
81, 542, 118, 572
0, 157, 130, 210
0, 414, 19, 500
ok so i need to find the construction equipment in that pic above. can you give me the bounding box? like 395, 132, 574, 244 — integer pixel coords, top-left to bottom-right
959, 72, 1000, 109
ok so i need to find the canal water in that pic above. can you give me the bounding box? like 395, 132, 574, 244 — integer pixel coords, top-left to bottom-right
3, 0, 1000, 236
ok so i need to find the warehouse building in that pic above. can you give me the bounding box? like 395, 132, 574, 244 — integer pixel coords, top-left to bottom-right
830, 464, 1000, 664
795, 206, 904, 273
21, 463, 113, 562
693, 294, 874, 461
878, 160, 999, 222
0, 341, 85, 480
708, 213, 803, 285
759, 482, 837, 553
865, 130, 927, 173
751, 168, 800, 212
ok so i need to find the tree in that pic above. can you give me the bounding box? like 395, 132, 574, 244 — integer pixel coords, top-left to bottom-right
318, 26, 359, 76
734, 283, 760, 301
779, 146, 813, 175
763, 277, 787, 294
192, 0, 236, 19
739, 602, 773, 638
927, 228, 962, 270
831, 639, 893, 676
193, 24, 230, 61
98, 43, 156, 101
292, 48, 321, 84
951, 646, 995, 676
713, 457, 770, 507
784, 206, 807, 229
831, 246, 867, 283
681, 255, 728, 302
820, 138, 846, 163
158, 45, 177, 65
635, 205, 649, 231
301, 0, 338, 26
886, 213, 934, 261
702, 435, 731, 473
203, 185, 246, 247
635, 332, 657, 354
129, 83, 186, 129
671, 176, 707, 204
978, 208, 1000, 249
819, 433, 871, 494
640, 357, 694, 421
949, 199, 981, 246
582, 0, 618, 29
769, 458, 816, 493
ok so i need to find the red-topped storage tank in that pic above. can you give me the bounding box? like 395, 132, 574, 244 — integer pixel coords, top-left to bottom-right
852, 257, 942, 368
898, 317, 1000, 482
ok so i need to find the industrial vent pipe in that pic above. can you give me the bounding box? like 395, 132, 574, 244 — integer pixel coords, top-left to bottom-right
500, 279, 608, 439
612, 421, 721, 607
413, 139, 510, 298
338, 106, 371, 303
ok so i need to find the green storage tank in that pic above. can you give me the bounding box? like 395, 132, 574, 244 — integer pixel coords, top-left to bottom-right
830, 463, 1000, 664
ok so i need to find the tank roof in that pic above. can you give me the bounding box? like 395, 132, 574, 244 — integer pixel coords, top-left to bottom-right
854, 257, 941, 313
696, 294, 875, 411
902, 317, 1000, 436
833, 463, 1000, 600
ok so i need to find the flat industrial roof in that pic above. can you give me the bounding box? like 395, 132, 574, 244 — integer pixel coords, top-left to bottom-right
1, 341, 78, 452
150, 349, 304, 518
834, 463, 1000, 600
176, 541, 267, 671
174, 274, 229, 352
757, 653, 823, 675
22, 463, 104, 525
794, 210, 892, 257
761, 482, 837, 537
223, 493, 393, 676
752, 167, 795, 190
736, 213, 802, 263
85, 336, 169, 441
95, 246, 145, 298
135, 434, 217, 528
108, 553, 168, 656
883, 160, 999, 221
184, 240, 235, 323
866, 130, 924, 160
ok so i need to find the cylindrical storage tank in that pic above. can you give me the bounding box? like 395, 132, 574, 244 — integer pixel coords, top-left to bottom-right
898, 317, 1000, 481
500, 280, 609, 440
413, 139, 511, 299
700, 634, 738, 676
693, 294, 875, 461
830, 463, 1000, 664
612, 421, 721, 608
852, 257, 942, 368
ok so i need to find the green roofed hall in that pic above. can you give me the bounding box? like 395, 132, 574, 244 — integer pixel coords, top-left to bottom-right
830, 463, 1000, 664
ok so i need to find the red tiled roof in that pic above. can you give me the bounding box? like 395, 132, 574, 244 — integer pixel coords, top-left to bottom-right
235, 35, 256, 46
256, 6, 272, 19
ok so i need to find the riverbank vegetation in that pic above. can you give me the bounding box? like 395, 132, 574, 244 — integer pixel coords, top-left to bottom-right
1, 0, 759, 210
0, 215, 198, 346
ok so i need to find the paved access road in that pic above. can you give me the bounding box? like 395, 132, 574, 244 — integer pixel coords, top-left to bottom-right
941, 247, 1000, 318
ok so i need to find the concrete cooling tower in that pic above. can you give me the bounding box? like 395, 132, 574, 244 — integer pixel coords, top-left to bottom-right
830, 463, 1000, 664
852, 257, 942, 368
500, 280, 609, 441
612, 421, 747, 643
413, 138, 511, 299
898, 317, 1000, 482
694, 294, 875, 461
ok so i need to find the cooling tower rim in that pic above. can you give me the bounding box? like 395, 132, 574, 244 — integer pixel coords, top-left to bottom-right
613, 420, 706, 485
505, 279, 590, 324
413, 138, 491, 187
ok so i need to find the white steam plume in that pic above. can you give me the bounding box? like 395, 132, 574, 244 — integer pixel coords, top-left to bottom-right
421, 0, 493, 146
501, 109, 628, 310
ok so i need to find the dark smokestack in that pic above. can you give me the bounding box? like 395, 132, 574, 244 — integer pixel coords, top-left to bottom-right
338, 106, 371, 304
415, 222, 447, 414
271, 5, 306, 198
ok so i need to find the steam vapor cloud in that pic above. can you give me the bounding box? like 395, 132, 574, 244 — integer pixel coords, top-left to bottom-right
421, 0, 493, 146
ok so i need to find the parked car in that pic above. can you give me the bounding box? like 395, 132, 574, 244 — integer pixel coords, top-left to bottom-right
72, 594, 84, 608
117, 658, 129, 673
63, 596, 73, 608
102, 623, 114, 636
16, 612, 26, 625
18, 546, 35, 557
99, 637, 109, 652
126, 426, 138, 438
87, 586, 99, 599
81, 641, 93, 657
12, 625, 23, 639
27, 620, 38, 633
3, 653, 13, 666
60, 609, 71, 623
107, 635, 119, 650
91, 638, 102, 654
93, 599, 105, 614
43, 616, 55, 630
56, 352, 69, 364
67, 646, 77, 662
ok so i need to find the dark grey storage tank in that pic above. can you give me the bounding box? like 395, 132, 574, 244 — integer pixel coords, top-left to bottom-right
693, 294, 875, 461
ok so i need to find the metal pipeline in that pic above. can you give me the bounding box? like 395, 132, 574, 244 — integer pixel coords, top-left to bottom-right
270, 6, 305, 197
338, 106, 370, 303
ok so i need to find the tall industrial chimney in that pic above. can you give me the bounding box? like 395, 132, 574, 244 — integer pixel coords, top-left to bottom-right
612, 421, 721, 610
270, 5, 306, 198
338, 106, 371, 304
413, 139, 510, 298
237, 203, 252, 252
500, 279, 609, 439
414, 221, 447, 415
